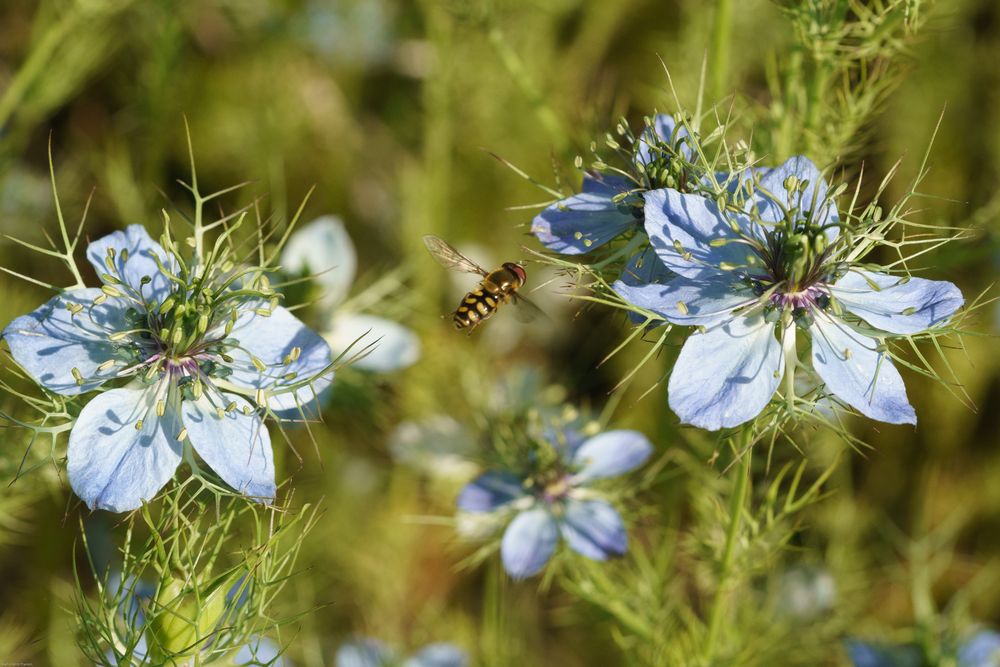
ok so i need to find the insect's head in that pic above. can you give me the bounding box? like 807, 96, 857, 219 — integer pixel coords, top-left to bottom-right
504, 262, 527, 286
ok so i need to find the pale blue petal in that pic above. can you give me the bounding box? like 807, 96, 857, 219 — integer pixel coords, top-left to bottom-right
570, 430, 653, 482
86, 225, 177, 303
644, 188, 758, 277
531, 183, 636, 255
500, 507, 558, 579
618, 246, 673, 287
68, 383, 182, 512
234, 636, 285, 666
404, 644, 469, 667
457, 471, 525, 512
613, 271, 753, 327
958, 630, 1000, 667
280, 215, 357, 307
336, 639, 394, 667
831, 270, 964, 335
810, 315, 915, 425
182, 394, 276, 502
226, 305, 333, 417
324, 313, 420, 372
753, 156, 838, 225
559, 498, 627, 560
668, 315, 783, 430
748, 156, 839, 240
617, 247, 675, 326
3, 288, 129, 395
636, 113, 689, 166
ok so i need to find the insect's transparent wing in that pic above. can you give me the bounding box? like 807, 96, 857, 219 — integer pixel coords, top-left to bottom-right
510, 292, 547, 323
423, 235, 487, 276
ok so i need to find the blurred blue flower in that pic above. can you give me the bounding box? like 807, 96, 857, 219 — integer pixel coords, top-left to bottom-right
457, 429, 653, 579
295, 0, 394, 68
845, 630, 1000, 667
336, 638, 467, 667
282, 216, 420, 373
614, 156, 964, 430
844, 639, 922, 667
389, 415, 478, 480
774, 564, 836, 620
958, 630, 1000, 667
2, 225, 332, 511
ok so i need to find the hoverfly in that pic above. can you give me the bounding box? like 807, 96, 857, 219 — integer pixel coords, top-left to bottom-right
423, 234, 542, 332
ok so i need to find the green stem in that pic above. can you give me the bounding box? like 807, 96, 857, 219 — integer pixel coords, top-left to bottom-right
804, 56, 832, 157
782, 321, 797, 414
710, 0, 733, 101
702, 425, 754, 664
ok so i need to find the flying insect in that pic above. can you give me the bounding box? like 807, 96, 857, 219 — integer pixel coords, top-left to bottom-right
423, 234, 541, 332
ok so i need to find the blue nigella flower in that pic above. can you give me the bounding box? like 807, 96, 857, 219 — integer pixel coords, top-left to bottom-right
281, 216, 420, 373
531, 114, 697, 256
457, 429, 653, 579
2, 225, 333, 511
336, 638, 467, 667
613, 156, 964, 430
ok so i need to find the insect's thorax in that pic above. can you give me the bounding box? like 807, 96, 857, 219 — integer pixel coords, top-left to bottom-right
483, 266, 524, 294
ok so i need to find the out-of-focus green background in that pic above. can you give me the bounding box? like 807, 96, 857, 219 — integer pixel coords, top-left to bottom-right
0, 1, 998, 665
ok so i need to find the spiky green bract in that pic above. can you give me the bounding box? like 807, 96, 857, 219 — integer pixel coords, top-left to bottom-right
75, 481, 316, 666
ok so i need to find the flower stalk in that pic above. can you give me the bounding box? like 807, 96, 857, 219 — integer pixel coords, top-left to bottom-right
702, 424, 753, 664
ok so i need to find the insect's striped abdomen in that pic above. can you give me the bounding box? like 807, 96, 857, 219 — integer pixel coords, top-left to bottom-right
453, 283, 504, 330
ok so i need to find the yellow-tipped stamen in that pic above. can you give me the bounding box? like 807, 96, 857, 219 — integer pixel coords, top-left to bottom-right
283, 346, 301, 365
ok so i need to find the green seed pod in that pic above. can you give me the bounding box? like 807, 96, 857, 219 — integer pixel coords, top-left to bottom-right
146, 575, 233, 661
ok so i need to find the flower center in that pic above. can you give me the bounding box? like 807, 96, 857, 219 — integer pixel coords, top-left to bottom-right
542, 476, 571, 503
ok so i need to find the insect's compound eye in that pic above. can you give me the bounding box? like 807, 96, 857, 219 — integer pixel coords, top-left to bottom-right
505, 262, 527, 286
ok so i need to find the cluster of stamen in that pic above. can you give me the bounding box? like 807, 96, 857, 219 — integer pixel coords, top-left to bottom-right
635, 131, 693, 192
60, 238, 305, 423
